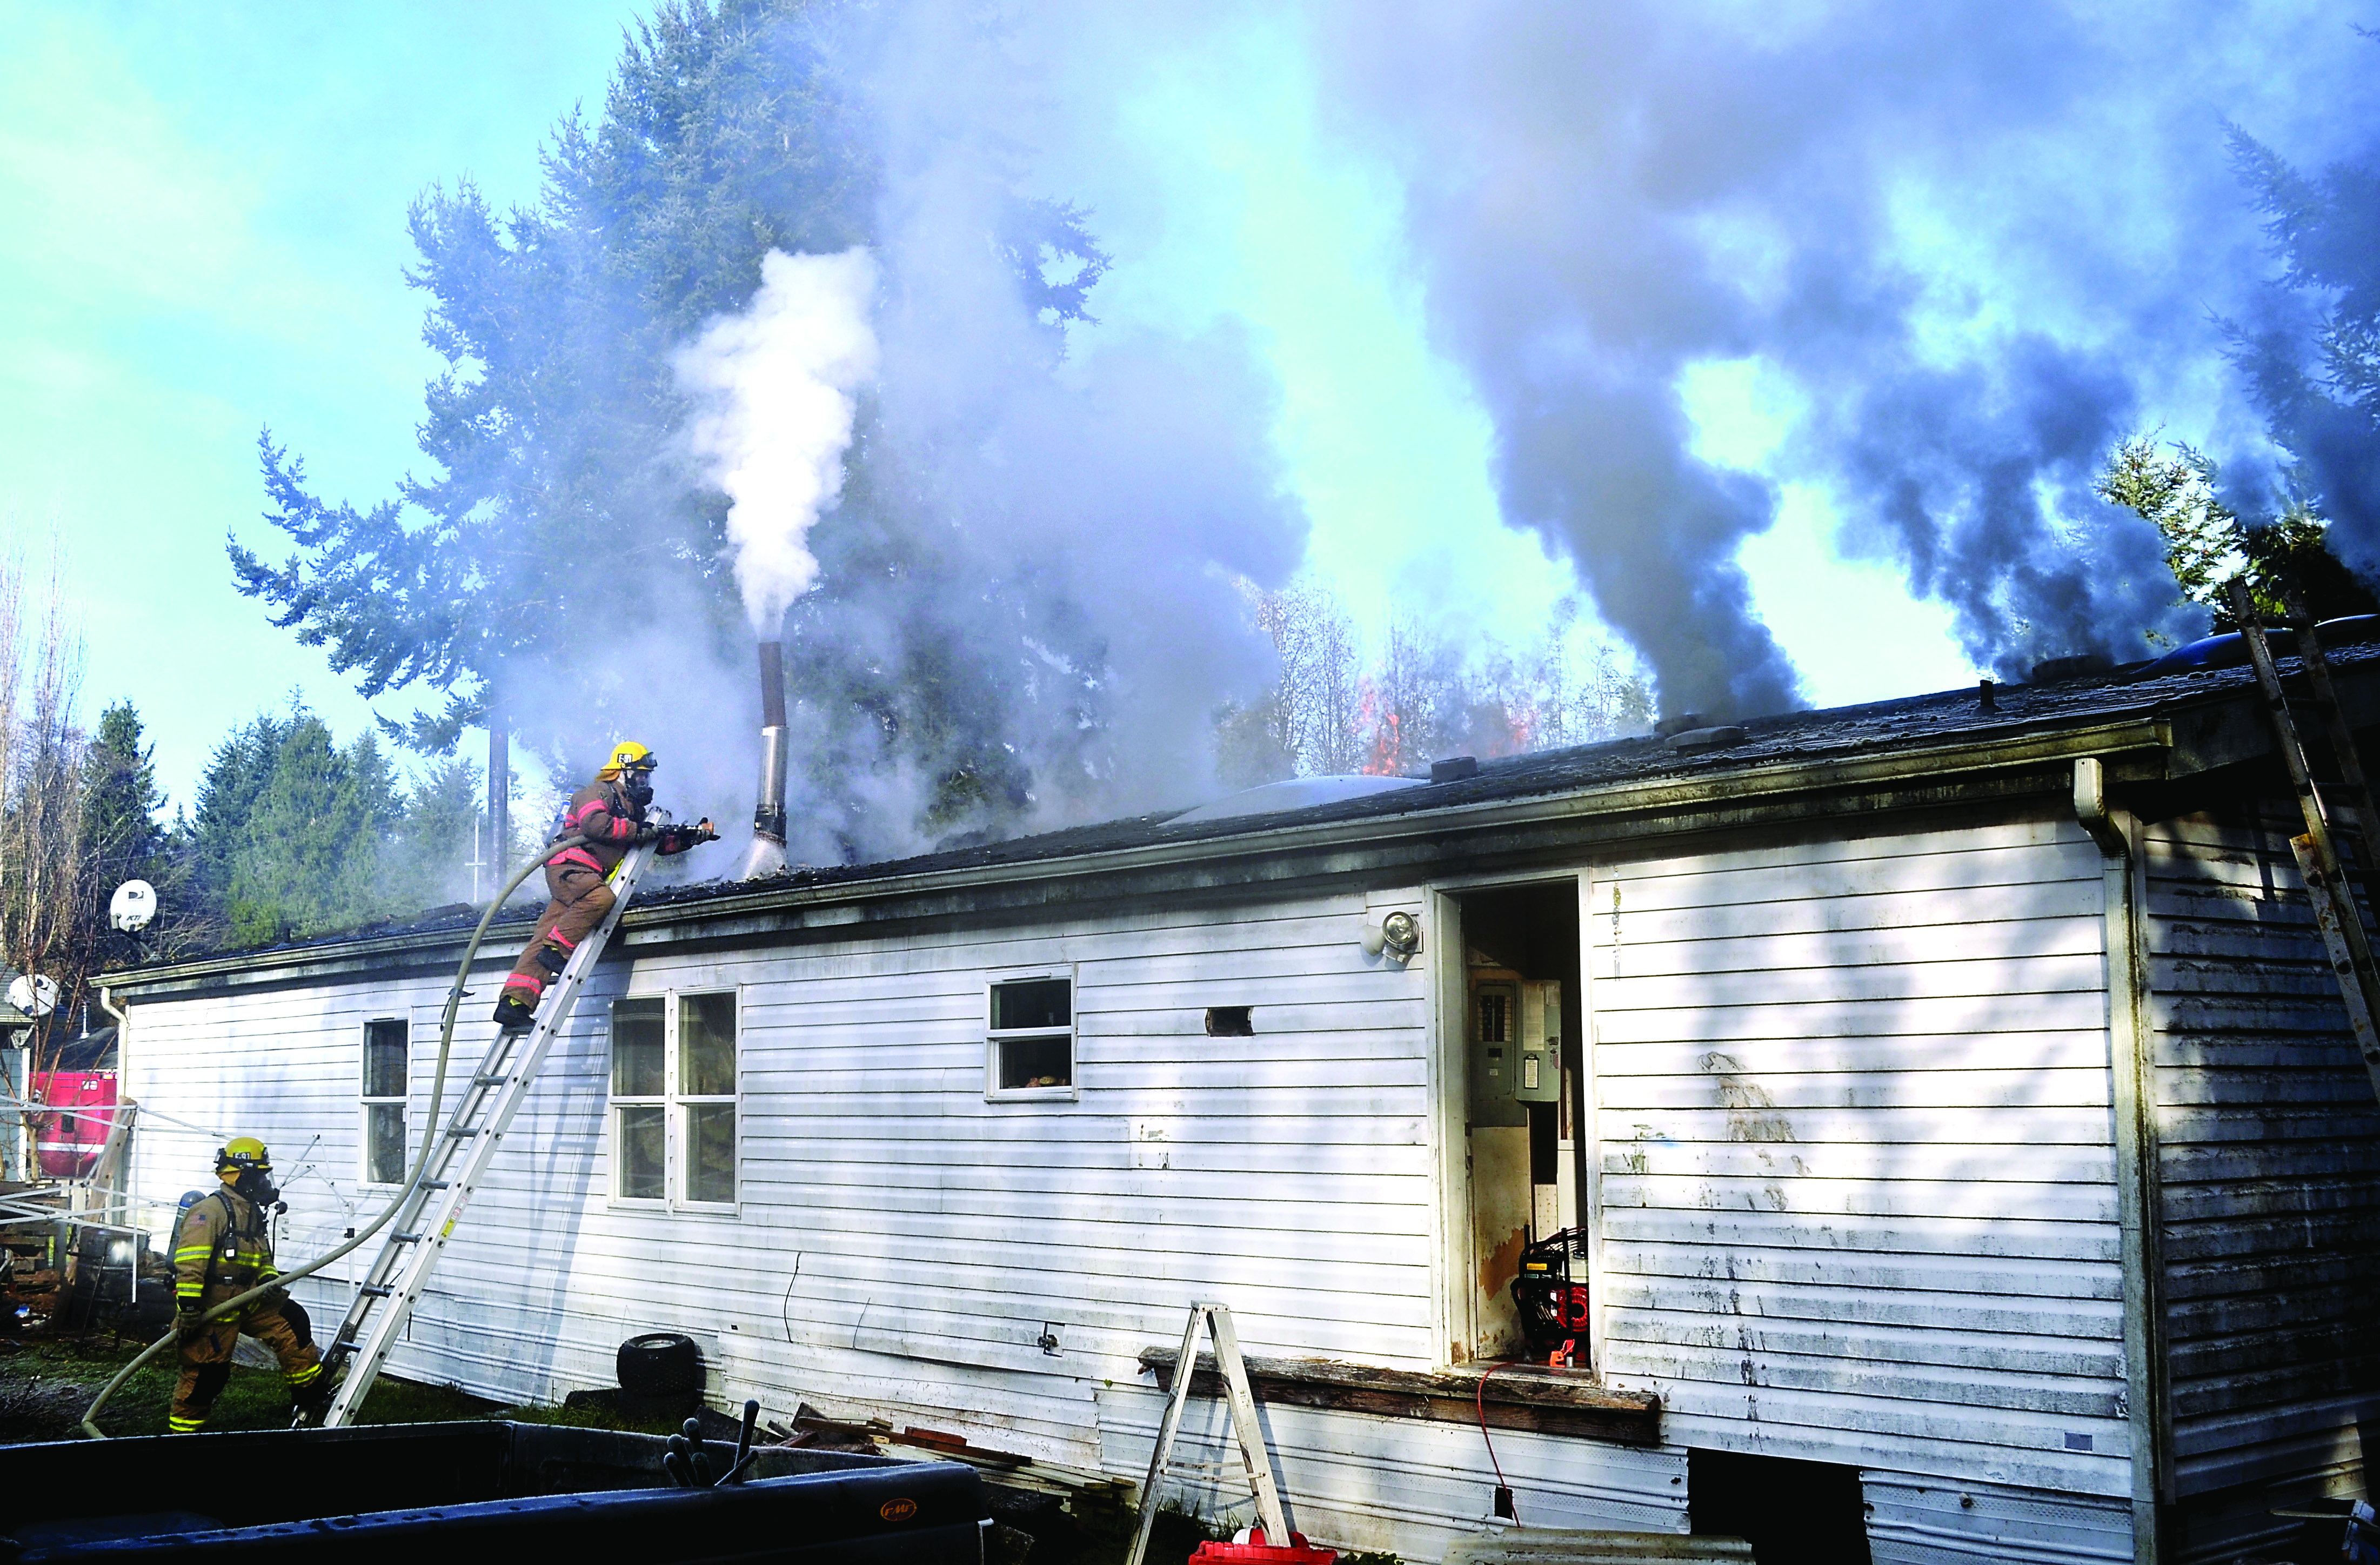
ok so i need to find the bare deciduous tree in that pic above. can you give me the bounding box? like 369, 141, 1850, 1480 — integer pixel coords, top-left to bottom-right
1219, 580, 1655, 786
0, 553, 92, 1175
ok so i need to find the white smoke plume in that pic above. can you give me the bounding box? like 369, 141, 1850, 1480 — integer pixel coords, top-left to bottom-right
674, 247, 880, 634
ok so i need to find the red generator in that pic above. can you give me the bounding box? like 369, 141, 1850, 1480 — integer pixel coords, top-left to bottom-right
32, 1070, 117, 1178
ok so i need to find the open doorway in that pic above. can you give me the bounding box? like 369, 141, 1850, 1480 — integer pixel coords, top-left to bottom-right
1449, 881, 1583, 1365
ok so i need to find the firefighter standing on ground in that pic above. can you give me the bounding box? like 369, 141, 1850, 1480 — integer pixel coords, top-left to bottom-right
495, 741, 713, 1029
170, 1139, 327, 1432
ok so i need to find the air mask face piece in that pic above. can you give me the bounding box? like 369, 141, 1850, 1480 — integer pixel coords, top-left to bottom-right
233, 1168, 279, 1207
623, 770, 655, 810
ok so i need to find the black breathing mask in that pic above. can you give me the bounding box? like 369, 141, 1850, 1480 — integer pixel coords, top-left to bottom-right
623, 771, 655, 811
233, 1168, 279, 1208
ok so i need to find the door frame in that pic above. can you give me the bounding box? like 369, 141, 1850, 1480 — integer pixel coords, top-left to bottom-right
1426, 870, 1595, 1369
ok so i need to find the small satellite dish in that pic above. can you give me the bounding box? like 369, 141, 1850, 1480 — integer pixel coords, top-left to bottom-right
110, 879, 158, 933
6, 974, 60, 1018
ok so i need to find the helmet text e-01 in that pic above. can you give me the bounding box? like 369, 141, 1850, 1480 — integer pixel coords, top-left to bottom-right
600, 740, 657, 779
215, 1137, 270, 1176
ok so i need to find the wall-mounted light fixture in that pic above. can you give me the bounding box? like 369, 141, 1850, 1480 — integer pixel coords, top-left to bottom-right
1361, 909, 1422, 962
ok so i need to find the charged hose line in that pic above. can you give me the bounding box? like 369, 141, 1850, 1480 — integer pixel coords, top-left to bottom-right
80, 833, 600, 1439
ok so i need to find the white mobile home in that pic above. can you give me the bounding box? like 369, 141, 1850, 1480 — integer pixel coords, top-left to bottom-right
109, 654, 2380, 1563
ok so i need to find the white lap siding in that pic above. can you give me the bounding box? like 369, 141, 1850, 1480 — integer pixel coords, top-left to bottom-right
1586, 814, 2131, 1501
124, 888, 1433, 1466
2143, 811, 2380, 1554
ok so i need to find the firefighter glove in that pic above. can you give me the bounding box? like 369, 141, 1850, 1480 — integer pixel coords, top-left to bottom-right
175, 1306, 208, 1342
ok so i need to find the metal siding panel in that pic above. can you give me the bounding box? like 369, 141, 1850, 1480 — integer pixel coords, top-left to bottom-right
2145, 809, 2380, 1513
119, 889, 1443, 1482
1588, 818, 2130, 1499
1860, 1472, 2132, 1564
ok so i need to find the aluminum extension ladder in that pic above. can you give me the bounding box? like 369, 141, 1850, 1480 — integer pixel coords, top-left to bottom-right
310, 832, 665, 1427
1127, 1303, 1295, 1565
2229, 580, 2380, 1107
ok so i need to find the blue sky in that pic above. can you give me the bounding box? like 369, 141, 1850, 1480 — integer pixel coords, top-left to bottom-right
1, 3, 639, 802
5, 3, 1997, 805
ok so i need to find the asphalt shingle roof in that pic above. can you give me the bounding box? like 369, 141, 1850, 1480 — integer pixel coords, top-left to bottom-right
194, 639, 2370, 962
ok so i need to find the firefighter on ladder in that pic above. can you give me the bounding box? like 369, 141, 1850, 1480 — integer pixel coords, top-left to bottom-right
494, 740, 714, 1029
170, 1138, 330, 1430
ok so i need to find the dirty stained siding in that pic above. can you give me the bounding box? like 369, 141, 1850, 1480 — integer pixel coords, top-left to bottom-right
2143, 810, 2380, 1558
121, 890, 1441, 1467
1585, 813, 2135, 1514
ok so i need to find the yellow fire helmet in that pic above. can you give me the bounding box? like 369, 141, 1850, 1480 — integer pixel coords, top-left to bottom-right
215, 1137, 270, 1176
600, 740, 657, 779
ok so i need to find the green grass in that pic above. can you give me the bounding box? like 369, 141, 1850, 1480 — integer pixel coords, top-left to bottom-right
0, 1336, 694, 1441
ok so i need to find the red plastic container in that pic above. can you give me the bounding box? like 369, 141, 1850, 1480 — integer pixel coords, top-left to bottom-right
1189, 1529, 1338, 1564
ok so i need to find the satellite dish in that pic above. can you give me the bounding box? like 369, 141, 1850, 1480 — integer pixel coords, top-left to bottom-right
110, 879, 157, 933
6, 974, 60, 1018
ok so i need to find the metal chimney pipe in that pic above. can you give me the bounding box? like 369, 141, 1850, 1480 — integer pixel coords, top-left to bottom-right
738, 641, 790, 879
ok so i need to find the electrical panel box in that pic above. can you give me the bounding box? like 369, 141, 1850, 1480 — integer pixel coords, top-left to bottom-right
1468, 980, 1527, 1127
1470, 978, 1562, 1121
1515, 979, 1561, 1105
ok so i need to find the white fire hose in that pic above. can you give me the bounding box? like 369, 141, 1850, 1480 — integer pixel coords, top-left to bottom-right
79, 832, 598, 1439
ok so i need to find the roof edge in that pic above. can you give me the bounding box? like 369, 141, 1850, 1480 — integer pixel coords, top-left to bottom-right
104, 712, 2178, 997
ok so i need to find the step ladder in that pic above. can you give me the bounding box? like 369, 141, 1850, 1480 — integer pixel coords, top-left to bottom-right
310, 832, 665, 1427
2229, 581, 2380, 1106
1128, 1303, 1295, 1565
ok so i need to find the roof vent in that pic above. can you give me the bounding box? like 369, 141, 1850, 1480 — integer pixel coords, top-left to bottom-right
1668, 725, 1747, 752
1430, 755, 1480, 783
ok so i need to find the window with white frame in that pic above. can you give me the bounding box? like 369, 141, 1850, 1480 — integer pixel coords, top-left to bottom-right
679, 993, 737, 1205
361, 1019, 409, 1185
611, 998, 666, 1201
609, 992, 738, 1206
987, 974, 1074, 1098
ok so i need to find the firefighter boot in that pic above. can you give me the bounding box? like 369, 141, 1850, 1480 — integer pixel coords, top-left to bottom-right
493, 974, 540, 1030
290, 1374, 338, 1427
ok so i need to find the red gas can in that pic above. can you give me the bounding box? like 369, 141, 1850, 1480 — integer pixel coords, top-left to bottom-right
1189, 1529, 1338, 1564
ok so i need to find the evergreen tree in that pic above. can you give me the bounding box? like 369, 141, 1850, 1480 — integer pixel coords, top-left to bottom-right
225, 721, 405, 945
76, 703, 166, 889
387, 757, 479, 910
228, 0, 880, 757
228, 0, 1111, 853
181, 708, 489, 946
70, 701, 185, 976
2222, 74, 2380, 558
2097, 435, 2377, 630
188, 712, 293, 924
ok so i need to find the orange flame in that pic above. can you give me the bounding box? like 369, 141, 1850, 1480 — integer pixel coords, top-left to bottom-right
1356, 676, 1408, 775
1502, 702, 1537, 757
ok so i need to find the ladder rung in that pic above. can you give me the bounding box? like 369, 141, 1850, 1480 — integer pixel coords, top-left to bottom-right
311, 834, 663, 1432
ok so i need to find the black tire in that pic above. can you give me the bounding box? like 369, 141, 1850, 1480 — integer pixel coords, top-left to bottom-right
616, 1332, 702, 1397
